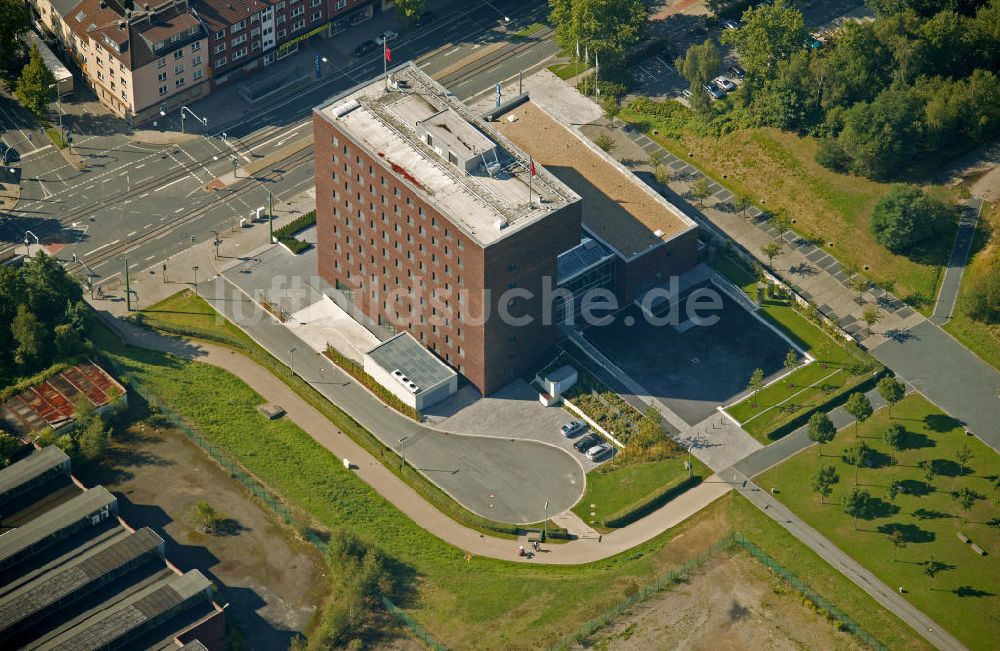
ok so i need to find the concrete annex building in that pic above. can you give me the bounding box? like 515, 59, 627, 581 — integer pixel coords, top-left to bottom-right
313, 63, 698, 396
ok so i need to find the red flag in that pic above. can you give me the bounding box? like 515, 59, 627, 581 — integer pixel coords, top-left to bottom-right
530, 158, 536, 176
384, 43, 391, 62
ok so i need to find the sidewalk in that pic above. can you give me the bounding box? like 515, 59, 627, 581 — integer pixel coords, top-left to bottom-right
728, 467, 965, 651
931, 196, 983, 325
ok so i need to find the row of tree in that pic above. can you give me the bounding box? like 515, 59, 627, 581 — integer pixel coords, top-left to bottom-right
681, 0, 1000, 180
0, 253, 88, 386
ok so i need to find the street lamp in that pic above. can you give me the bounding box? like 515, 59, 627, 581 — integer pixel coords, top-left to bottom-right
543, 500, 549, 542
210, 230, 221, 258
180, 106, 208, 134
398, 436, 408, 469
288, 346, 296, 373
191, 265, 199, 295
48, 84, 64, 145
23, 230, 39, 256
231, 156, 239, 179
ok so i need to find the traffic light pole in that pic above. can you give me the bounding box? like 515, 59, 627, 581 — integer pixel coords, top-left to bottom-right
268, 190, 274, 243
124, 257, 132, 311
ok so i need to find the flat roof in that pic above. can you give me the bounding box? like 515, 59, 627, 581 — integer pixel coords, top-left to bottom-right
0, 487, 116, 568
557, 236, 614, 284
43, 570, 211, 651
491, 100, 698, 260
0, 447, 70, 504
0, 527, 163, 634
366, 332, 456, 393
315, 63, 580, 248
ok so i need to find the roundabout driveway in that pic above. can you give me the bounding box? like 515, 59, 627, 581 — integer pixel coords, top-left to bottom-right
211, 273, 584, 524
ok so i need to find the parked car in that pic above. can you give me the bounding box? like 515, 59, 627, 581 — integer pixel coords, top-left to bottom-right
376, 30, 399, 44
728, 64, 747, 79
704, 83, 725, 99
0, 142, 18, 163
586, 443, 613, 461
416, 10, 436, 26
721, 19, 739, 30
804, 34, 822, 49
354, 40, 378, 57
573, 432, 601, 452
680, 88, 692, 99
714, 76, 736, 92
560, 420, 587, 438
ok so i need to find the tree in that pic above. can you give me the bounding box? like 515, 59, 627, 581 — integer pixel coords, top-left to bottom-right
653, 164, 674, 186
761, 241, 783, 267
0, 0, 30, 74
836, 88, 923, 180
993, 475, 1000, 505
848, 275, 870, 304
395, 0, 425, 22
844, 391, 872, 437
784, 348, 799, 372
862, 306, 882, 334
842, 487, 871, 529
955, 443, 973, 475
870, 184, 952, 253
812, 464, 839, 503
747, 368, 765, 407
889, 528, 906, 562
883, 422, 904, 452
843, 441, 873, 485
845, 392, 873, 437
876, 376, 905, 418
888, 480, 900, 501
690, 176, 711, 207
15, 44, 56, 119
78, 415, 110, 461
192, 500, 222, 534
648, 149, 664, 167
594, 133, 615, 152
549, 0, 647, 64
675, 38, 721, 114
734, 193, 753, 218
807, 411, 836, 455
953, 486, 979, 523
923, 556, 944, 588
11, 304, 45, 369
0, 432, 18, 468
721, 0, 807, 85
919, 459, 936, 487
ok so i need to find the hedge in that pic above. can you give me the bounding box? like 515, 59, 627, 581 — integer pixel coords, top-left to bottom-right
273, 209, 316, 254
323, 344, 422, 422
602, 475, 703, 529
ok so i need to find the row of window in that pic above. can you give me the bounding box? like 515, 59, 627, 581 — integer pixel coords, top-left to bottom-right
157, 69, 204, 96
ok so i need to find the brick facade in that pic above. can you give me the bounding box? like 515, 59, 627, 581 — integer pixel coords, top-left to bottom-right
315, 114, 582, 395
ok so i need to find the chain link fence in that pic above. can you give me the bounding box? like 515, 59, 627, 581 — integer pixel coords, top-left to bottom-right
100, 352, 448, 650
732, 533, 887, 650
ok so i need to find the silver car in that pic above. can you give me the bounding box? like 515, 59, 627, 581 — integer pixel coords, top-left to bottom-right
586, 443, 613, 461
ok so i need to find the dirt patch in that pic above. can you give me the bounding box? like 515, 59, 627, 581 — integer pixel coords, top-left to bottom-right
586, 552, 864, 651
77, 422, 329, 649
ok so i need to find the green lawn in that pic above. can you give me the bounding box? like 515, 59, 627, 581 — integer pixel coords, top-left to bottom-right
571, 455, 710, 532
757, 394, 1000, 650
943, 201, 1000, 371
513, 21, 546, 38
141, 289, 254, 344
623, 99, 956, 313
91, 318, 934, 649
713, 256, 880, 442
548, 61, 589, 80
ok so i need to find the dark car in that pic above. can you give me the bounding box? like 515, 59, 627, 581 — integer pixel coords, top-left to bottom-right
353, 40, 378, 58
728, 64, 746, 80
416, 10, 436, 26
573, 432, 601, 452
0, 142, 18, 163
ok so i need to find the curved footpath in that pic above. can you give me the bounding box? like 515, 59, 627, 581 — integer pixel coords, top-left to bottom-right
102, 313, 732, 564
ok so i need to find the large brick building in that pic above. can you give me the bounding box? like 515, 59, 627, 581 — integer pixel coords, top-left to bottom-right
313, 64, 698, 395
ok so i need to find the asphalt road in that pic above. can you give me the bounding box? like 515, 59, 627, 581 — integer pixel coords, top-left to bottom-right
931, 197, 983, 325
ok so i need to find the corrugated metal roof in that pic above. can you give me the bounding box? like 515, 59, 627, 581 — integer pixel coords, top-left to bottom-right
0, 448, 70, 505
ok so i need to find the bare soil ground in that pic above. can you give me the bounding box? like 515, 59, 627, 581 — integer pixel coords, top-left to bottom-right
77, 422, 330, 649
585, 552, 864, 651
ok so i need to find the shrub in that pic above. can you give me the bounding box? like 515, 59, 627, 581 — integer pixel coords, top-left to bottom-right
965, 265, 1000, 324
870, 185, 952, 254
814, 138, 851, 173
594, 133, 615, 152
324, 345, 421, 422
273, 210, 316, 254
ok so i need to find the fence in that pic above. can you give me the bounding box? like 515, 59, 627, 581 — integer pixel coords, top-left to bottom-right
732, 533, 887, 650
98, 350, 449, 650
551, 531, 887, 651
549, 534, 739, 651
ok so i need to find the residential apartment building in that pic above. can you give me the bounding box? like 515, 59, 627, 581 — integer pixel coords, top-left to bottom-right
314, 64, 700, 395
48, 0, 211, 123
194, 0, 373, 86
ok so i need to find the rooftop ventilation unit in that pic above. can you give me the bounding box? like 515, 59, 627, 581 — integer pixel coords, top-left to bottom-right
332, 99, 360, 119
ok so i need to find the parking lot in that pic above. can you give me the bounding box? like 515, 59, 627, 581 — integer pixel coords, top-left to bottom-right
584, 290, 790, 426
428, 379, 612, 472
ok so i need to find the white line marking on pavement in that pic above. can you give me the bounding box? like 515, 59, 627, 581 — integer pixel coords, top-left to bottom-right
153, 176, 188, 192
86, 239, 120, 256
134, 164, 146, 169
444, 46, 460, 56
144, 254, 156, 261
127, 230, 137, 237
21, 144, 53, 159
174, 206, 185, 213
139, 192, 150, 198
